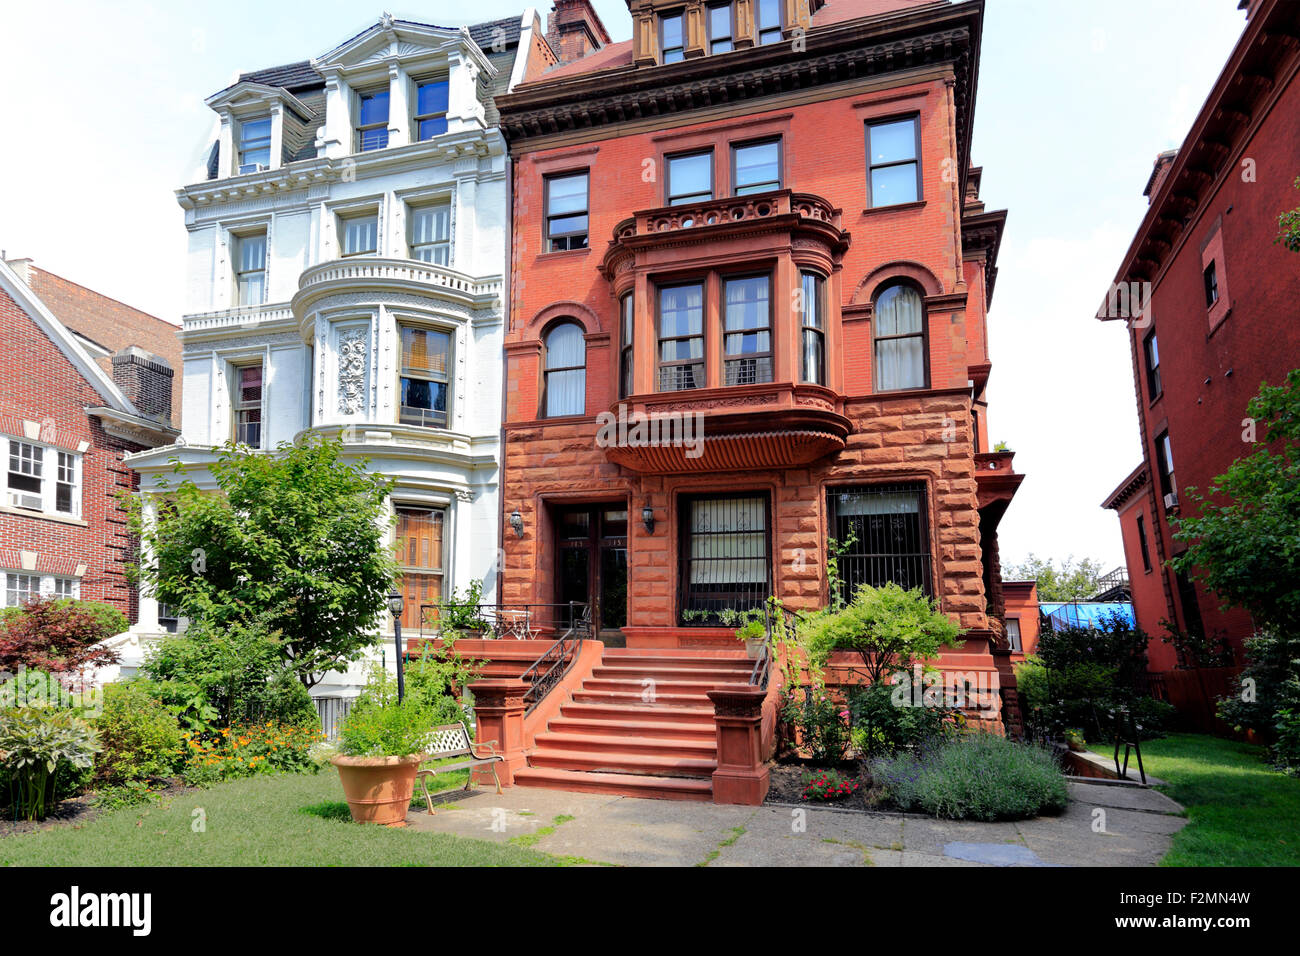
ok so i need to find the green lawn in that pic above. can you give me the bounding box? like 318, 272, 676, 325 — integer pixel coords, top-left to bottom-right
0, 771, 554, 867
1091, 733, 1300, 867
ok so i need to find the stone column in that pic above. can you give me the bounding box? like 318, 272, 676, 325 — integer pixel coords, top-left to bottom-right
469, 678, 528, 787
707, 684, 770, 805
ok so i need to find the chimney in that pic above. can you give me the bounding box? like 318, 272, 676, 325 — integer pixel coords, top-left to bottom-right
1143, 149, 1179, 205
546, 0, 611, 65
3, 257, 34, 285
112, 346, 174, 423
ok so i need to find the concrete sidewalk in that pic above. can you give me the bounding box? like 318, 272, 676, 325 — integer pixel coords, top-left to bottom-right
405, 779, 1186, 866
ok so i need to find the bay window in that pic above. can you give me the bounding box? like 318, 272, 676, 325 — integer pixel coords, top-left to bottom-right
722, 275, 772, 386
800, 271, 826, 385
399, 326, 451, 428
619, 293, 634, 399
657, 283, 704, 391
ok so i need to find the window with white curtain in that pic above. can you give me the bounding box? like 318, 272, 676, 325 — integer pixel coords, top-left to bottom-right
341, 213, 378, 257
658, 283, 704, 391
723, 275, 772, 386
800, 271, 826, 385
873, 283, 926, 391
681, 494, 770, 623
1005, 617, 1022, 652
409, 203, 450, 265
544, 322, 586, 417
235, 232, 267, 306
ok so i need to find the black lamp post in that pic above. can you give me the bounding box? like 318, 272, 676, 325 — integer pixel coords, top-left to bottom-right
387, 589, 405, 702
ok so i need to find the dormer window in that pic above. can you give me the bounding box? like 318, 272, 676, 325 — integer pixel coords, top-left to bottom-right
661, 12, 685, 64
341, 212, 378, 257
238, 116, 272, 173
414, 79, 449, 141
357, 89, 390, 152
757, 0, 783, 44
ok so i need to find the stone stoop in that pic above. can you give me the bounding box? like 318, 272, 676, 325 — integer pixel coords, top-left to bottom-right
512, 646, 756, 802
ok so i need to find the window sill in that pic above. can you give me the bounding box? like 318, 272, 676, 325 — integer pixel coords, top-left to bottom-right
861, 200, 926, 217
537, 246, 592, 261
0, 506, 88, 527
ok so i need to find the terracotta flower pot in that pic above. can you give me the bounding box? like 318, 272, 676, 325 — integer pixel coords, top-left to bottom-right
331, 753, 426, 826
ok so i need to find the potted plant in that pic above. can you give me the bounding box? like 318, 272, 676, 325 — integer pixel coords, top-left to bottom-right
1064, 728, 1087, 752
720, 607, 767, 658
331, 685, 432, 826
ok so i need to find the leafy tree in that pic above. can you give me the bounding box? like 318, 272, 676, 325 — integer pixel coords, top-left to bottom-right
129, 435, 399, 689
0, 598, 124, 674
1277, 176, 1300, 253
799, 583, 963, 684
1006, 553, 1106, 602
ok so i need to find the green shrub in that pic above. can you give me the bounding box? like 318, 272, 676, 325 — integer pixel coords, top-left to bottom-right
339, 670, 433, 758
783, 686, 849, 763
1272, 707, 1300, 774
403, 636, 482, 728
0, 706, 101, 820
847, 680, 957, 757
92, 681, 183, 787
870, 733, 1067, 821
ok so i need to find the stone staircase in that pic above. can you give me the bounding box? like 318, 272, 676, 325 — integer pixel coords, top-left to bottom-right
513, 646, 755, 801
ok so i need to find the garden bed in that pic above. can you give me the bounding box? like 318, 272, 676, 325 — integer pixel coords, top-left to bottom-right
764, 760, 877, 811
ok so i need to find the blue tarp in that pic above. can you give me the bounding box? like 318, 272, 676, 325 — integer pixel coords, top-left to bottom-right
1039, 601, 1135, 630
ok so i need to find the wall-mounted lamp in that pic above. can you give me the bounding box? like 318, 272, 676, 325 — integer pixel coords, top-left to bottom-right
641, 504, 655, 534
509, 510, 524, 538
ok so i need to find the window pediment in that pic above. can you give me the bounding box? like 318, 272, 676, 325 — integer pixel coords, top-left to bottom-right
312, 18, 496, 80
205, 82, 314, 121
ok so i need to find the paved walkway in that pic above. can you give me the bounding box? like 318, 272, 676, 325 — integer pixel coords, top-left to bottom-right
406, 779, 1186, 866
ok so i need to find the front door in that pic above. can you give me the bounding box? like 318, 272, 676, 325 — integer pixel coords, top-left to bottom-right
555, 504, 627, 644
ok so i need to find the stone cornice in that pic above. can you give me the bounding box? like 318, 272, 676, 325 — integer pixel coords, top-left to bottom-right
499, 1, 983, 196
961, 208, 1006, 308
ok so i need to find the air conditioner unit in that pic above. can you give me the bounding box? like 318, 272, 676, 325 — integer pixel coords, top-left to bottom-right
1163, 492, 1179, 510
238, 162, 268, 175
8, 491, 42, 511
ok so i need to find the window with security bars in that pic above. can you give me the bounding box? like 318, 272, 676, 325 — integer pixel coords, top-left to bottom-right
396, 507, 445, 632
399, 326, 450, 428
409, 203, 450, 265
680, 494, 770, 624
233, 364, 264, 448
723, 275, 772, 385
828, 483, 933, 602
658, 283, 704, 391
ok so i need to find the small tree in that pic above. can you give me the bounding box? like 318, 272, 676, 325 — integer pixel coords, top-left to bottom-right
799, 583, 963, 684
1277, 176, 1300, 253
1006, 554, 1106, 602
0, 598, 124, 674
129, 435, 399, 689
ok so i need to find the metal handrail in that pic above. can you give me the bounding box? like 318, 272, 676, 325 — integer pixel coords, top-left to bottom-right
751, 602, 799, 689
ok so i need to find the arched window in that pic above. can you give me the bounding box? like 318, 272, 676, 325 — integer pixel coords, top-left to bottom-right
544, 322, 586, 417
873, 283, 927, 391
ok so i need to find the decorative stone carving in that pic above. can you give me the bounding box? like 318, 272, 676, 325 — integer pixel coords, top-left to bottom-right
337, 328, 368, 414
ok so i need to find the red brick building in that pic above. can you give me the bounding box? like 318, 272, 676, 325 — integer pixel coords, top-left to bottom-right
0, 258, 179, 621
497, 0, 1015, 669
1100, 0, 1300, 677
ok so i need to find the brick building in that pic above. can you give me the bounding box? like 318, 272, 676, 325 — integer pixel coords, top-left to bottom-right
1100, 0, 1300, 677
0, 258, 179, 621
496, 0, 1016, 689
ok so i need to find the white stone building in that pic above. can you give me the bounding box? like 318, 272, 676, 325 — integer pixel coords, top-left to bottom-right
123, 12, 552, 695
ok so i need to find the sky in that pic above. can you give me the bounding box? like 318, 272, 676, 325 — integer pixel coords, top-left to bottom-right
0, 0, 1249, 570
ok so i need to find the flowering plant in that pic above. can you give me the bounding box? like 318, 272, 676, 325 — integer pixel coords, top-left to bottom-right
800, 768, 860, 802
180, 720, 322, 785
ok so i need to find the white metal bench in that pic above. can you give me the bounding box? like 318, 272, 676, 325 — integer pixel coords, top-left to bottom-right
415, 722, 504, 813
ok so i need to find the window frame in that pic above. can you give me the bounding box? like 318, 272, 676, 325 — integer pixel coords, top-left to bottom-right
656, 281, 707, 392
412, 77, 450, 142
872, 281, 930, 392
398, 324, 452, 429
1155, 430, 1176, 501
356, 88, 391, 152
666, 149, 715, 206
407, 201, 452, 266
544, 170, 590, 253
1203, 260, 1219, 309
1005, 617, 1022, 653
721, 272, 774, 387
731, 138, 782, 196
756, 0, 783, 44
865, 114, 923, 208
800, 270, 827, 385
707, 1, 735, 54
395, 504, 447, 632
1143, 329, 1161, 401
660, 11, 686, 64
233, 229, 268, 306
237, 115, 273, 173
340, 211, 379, 257
542, 321, 588, 418
1136, 512, 1152, 573
826, 482, 935, 602
5, 438, 81, 518
231, 361, 265, 449
678, 491, 772, 626
619, 293, 635, 399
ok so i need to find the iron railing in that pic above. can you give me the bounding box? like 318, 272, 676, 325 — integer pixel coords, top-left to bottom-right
520, 604, 591, 714
419, 602, 590, 640
750, 601, 799, 690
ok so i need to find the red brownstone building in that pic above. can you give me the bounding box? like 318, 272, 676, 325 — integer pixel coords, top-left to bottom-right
0, 258, 179, 622
1100, 0, 1300, 684
488, 0, 1016, 797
